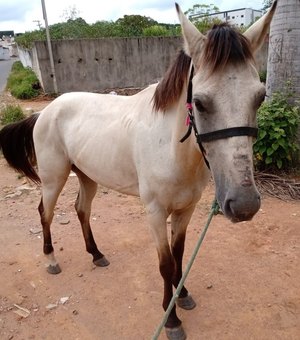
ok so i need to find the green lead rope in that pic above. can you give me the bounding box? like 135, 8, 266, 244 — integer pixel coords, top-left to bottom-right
152, 199, 220, 340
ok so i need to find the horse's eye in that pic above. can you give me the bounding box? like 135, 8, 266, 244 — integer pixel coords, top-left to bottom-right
194, 99, 206, 112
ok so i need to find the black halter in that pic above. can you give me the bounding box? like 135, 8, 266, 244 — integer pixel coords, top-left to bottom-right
180, 66, 258, 169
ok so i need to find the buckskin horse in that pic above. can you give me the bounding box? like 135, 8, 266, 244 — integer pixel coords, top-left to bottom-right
0, 2, 277, 339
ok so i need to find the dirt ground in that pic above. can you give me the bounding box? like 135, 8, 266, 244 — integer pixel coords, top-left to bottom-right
0, 96, 299, 340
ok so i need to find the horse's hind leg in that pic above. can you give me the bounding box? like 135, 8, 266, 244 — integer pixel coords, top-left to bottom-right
73, 167, 109, 267
171, 205, 197, 310
38, 168, 70, 274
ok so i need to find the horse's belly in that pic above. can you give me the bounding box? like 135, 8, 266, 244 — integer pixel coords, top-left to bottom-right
72, 149, 140, 196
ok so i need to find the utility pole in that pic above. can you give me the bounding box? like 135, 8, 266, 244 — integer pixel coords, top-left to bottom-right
41, 0, 58, 93
33, 20, 42, 30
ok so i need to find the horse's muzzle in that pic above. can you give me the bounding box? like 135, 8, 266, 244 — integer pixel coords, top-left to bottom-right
223, 188, 261, 223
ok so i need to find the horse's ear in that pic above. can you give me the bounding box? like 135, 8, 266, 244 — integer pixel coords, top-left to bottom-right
175, 3, 206, 63
243, 0, 277, 53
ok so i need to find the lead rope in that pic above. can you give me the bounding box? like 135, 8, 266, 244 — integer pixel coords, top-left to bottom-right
152, 199, 220, 340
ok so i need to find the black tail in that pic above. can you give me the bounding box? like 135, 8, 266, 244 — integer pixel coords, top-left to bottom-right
0, 114, 41, 184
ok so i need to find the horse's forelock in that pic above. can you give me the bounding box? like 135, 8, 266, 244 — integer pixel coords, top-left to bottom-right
153, 25, 253, 113
201, 23, 254, 75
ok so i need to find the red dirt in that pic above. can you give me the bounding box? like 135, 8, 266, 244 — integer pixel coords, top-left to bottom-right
0, 97, 299, 340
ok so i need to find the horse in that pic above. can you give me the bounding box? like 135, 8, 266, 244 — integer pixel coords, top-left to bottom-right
0, 2, 277, 339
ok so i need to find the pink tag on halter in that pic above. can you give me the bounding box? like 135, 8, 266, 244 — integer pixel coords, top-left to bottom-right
185, 103, 192, 126
185, 115, 190, 126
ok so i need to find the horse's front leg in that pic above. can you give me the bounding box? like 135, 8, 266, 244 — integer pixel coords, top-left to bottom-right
147, 204, 186, 340
171, 205, 197, 310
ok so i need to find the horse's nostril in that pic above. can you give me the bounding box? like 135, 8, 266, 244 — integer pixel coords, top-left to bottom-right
224, 199, 231, 213
224, 199, 235, 220
224, 198, 245, 222
223, 194, 261, 223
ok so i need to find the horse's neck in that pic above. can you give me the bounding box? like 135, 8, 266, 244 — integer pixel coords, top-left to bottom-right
171, 90, 203, 171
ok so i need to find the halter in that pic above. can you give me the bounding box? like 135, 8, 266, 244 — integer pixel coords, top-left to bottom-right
180, 66, 258, 169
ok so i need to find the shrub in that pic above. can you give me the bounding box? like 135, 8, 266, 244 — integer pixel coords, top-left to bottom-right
259, 70, 267, 83
143, 25, 170, 36
254, 87, 300, 171
1, 105, 25, 125
6, 61, 41, 99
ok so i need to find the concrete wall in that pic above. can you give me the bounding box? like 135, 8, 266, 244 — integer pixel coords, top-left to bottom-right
19, 36, 268, 93
33, 37, 182, 93
18, 47, 33, 68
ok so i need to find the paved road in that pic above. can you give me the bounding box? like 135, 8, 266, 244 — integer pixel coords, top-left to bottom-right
0, 59, 15, 92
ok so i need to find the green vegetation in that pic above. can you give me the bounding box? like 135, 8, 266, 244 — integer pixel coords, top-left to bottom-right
254, 84, 300, 171
259, 70, 267, 83
15, 8, 222, 49
6, 61, 41, 99
0, 105, 25, 125
184, 4, 219, 20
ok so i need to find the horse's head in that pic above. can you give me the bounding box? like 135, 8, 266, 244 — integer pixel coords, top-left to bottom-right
176, 2, 277, 222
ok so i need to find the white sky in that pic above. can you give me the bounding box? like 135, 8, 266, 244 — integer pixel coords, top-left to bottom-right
0, 0, 264, 34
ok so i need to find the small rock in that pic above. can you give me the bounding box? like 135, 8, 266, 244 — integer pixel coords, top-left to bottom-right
16, 184, 36, 192
59, 218, 70, 225
59, 297, 69, 305
29, 227, 42, 235
72, 309, 79, 315
206, 284, 213, 289
5, 191, 22, 199
13, 304, 30, 318
46, 303, 58, 310
32, 303, 39, 311
29, 281, 36, 289
78, 273, 83, 277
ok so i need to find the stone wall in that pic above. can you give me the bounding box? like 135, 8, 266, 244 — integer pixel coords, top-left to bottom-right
29, 37, 182, 93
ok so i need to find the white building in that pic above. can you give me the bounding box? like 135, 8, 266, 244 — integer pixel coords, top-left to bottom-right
190, 8, 263, 27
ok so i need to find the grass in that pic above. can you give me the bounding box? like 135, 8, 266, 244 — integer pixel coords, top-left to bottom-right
0, 104, 26, 125
6, 61, 41, 100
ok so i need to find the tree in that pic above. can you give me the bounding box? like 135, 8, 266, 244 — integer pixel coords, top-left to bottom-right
266, 0, 300, 103
262, 0, 273, 11
183, 3, 221, 33
266, 0, 300, 161
184, 3, 219, 22
61, 5, 81, 21
115, 15, 158, 36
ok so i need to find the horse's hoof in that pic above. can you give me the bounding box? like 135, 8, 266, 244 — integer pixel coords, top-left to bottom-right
177, 294, 196, 310
93, 256, 110, 267
47, 264, 62, 274
165, 325, 186, 340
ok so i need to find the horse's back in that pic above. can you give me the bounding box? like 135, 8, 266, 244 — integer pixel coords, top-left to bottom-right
33, 90, 155, 195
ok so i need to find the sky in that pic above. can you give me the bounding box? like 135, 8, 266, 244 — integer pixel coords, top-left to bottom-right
0, 0, 264, 34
